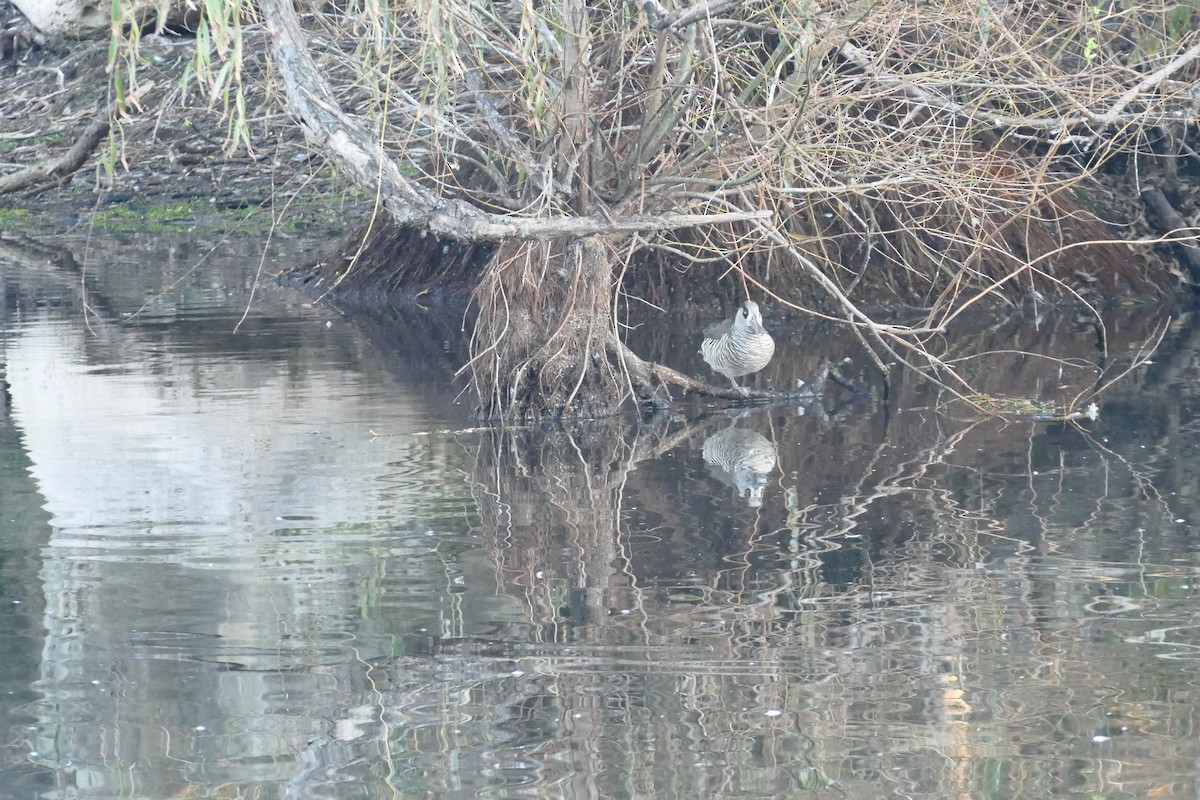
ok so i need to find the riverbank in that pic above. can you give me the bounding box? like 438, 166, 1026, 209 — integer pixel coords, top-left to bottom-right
0, 12, 357, 249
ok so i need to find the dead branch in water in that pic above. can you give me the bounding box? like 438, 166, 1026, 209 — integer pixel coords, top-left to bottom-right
609, 332, 857, 408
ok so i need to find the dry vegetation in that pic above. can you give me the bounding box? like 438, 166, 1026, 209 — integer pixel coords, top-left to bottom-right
6, 0, 1200, 418
251, 0, 1200, 418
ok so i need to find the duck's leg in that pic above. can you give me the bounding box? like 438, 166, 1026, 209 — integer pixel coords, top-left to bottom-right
730, 377, 750, 397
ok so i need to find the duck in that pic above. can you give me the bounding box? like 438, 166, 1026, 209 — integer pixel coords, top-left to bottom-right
700, 300, 775, 396
703, 426, 778, 507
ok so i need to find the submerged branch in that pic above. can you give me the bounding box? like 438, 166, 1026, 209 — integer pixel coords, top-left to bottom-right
609, 332, 848, 405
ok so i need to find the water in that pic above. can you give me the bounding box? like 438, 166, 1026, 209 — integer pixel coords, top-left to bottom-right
2, 225, 1199, 798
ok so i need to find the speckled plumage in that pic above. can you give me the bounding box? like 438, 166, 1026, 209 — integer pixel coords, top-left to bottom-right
700, 300, 775, 396
703, 426, 778, 507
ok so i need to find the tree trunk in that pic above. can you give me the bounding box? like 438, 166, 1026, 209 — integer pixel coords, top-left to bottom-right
469, 237, 624, 421
12, 0, 193, 35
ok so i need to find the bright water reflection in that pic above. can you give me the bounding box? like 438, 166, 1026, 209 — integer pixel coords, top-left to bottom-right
2, 232, 1200, 799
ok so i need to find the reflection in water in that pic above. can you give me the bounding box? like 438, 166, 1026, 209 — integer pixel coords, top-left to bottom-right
3, 235, 1200, 798
702, 423, 778, 506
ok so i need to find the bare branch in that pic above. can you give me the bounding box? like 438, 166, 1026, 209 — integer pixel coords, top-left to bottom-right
262, 0, 766, 242
457, 43, 551, 200
1141, 186, 1200, 284
838, 39, 1200, 138
660, 0, 750, 31
0, 98, 116, 194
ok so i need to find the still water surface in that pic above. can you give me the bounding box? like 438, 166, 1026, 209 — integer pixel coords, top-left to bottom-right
2, 227, 1199, 798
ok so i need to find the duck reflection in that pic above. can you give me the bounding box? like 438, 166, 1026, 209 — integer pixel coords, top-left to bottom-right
702, 425, 778, 507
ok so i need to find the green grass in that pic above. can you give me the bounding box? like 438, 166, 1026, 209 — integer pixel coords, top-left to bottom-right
0, 208, 30, 228
1, 188, 354, 237
0, 131, 72, 155
88, 198, 270, 233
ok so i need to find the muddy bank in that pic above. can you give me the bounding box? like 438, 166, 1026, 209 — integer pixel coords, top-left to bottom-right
0, 8, 357, 243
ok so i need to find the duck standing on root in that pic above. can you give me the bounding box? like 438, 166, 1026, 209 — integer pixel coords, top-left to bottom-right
700, 300, 776, 396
